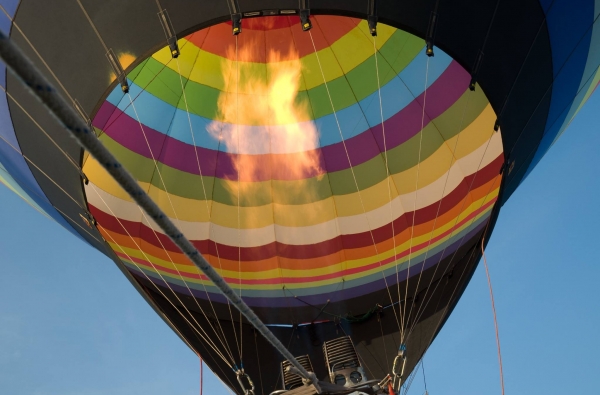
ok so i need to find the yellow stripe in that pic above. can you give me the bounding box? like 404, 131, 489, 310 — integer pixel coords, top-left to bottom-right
107, 186, 498, 289
85, 105, 498, 228
151, 21, 397, 93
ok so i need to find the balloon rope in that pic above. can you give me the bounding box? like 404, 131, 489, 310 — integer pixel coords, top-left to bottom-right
403, 175, 500, 395
75, 0, 109, 53
409, 124, 498, 336
0, 74, 234, 370
128, 92, 241, 366
3, 83, 239, 380
481, 236, 505, 395
175, 53, 238, 366
253, 330, 265, 394
285, 17, 341, 326
404, 85, 474, 337
308, 22, 403, 340
200, 355, 203, 395
89, 184, 233, 367
235, 34, 243, 364
0, 6, 237, 366
399, 55, 429, 345
127, 95, 180, 220
421, 357, 428, 395
132, 62, 237, 362
373, 34, 403, 340
138, 205, 237, 365
3, 12, 315, 386
0, 20, 249, 372
406, 132, 498, 339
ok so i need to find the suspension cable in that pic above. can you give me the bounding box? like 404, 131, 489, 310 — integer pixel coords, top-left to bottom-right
199, 354, 203, 395
174, 50, 239, 366
89, 184, 234, 367
284, 17, 343, 325
3, 38, 237, 365
407, 129, 498, 338
404, 88, 475, 337
0, 18, 239, 365
235, 33, 244, 365
122, 33, 242, 367
308, 21, 403, 339
0, 27, 316, 385
400, 55, 430, 344
373, 33, 404, 342
421, 356, 428, 395
403, 177, 501, 394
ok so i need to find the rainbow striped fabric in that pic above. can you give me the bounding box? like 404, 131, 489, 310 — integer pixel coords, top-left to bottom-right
84, 16, 503, 313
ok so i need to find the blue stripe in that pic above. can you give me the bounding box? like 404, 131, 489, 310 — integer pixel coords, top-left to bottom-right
103, 48, 453, 152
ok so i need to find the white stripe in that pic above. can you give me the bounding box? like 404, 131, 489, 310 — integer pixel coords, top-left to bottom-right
86, 132, 502, 247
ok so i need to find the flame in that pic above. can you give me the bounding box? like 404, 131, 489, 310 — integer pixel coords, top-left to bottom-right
109, 52, 136, 83
208, 44, 322, 196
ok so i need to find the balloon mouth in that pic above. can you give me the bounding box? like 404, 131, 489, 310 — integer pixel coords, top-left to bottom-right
86, 14, 503, 311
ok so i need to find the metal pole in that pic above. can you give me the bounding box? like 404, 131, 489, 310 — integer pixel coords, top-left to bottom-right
0, 29, 316, 386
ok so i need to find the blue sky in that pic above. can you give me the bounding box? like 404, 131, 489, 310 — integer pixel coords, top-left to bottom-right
1, 91, 599, 394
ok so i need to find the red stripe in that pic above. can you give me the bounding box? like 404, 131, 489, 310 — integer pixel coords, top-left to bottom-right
116, 197, 497, 285
189, 16, 360, 62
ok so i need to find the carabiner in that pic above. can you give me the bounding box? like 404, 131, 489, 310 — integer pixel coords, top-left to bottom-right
236, 369, 256, 395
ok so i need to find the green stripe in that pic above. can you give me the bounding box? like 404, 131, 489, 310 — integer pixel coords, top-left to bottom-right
96, 88, 489, 206
123, 30, 424, 123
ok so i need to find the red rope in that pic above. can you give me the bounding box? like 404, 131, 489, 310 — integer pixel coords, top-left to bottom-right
199, 354, 203, 395
481, 236, 505, 395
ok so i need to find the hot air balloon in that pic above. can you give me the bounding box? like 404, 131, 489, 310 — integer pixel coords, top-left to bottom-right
0, 0, 598, 394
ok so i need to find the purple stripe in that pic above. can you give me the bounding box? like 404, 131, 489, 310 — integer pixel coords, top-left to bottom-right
96, 61, 469, 180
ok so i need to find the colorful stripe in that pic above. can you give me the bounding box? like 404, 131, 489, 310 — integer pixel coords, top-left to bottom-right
86, 16, 503, 311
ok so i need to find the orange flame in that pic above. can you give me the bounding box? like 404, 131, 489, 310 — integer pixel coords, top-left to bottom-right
207, 45, 322, 191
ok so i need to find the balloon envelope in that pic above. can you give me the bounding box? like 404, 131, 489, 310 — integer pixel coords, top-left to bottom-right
0, 1, 598, 393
